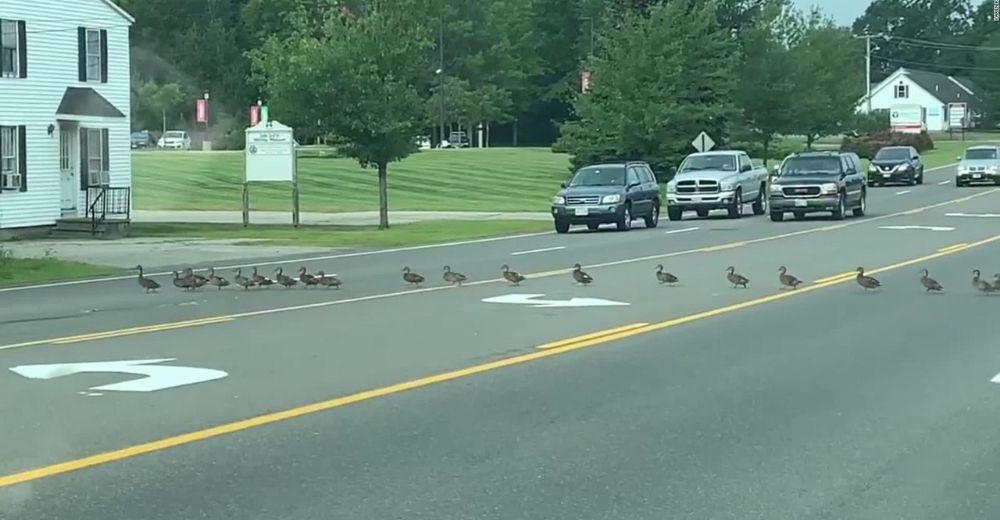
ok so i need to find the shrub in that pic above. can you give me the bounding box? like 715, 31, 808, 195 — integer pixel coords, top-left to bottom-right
730, 139, 804, 163
840, 130, 935, 159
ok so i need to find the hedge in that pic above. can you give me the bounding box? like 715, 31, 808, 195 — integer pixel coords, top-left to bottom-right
840, 131, 935, 159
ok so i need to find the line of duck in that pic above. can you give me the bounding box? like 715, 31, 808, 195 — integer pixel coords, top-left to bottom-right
134, 263, 1000, 296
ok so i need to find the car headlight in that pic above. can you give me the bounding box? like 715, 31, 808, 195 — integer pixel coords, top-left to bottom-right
720, 182, 734, 192
553, 196, 565, 205
769, 183, 783, 194
820, 183, 839, 195
896, 164, 910, 171
958, 165, 969, 173
666, 183, 676, 193
868, 164, 877, 172
601, 194, 622, 204
987, 166, 999, 174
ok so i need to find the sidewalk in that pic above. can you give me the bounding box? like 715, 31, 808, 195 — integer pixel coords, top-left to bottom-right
132, 210, 551, 226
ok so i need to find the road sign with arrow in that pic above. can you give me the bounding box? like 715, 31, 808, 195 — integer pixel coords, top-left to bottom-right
9, 358, 228, 393
482, 294, 630, 308
691, 131, 715, 153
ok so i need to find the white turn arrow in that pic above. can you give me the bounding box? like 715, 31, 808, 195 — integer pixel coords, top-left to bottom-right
482, 293, 630, 308
879, 225, 955, 231
9, 358, 228, 393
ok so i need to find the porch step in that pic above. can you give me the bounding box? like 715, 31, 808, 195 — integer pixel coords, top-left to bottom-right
50, 217, 130, 239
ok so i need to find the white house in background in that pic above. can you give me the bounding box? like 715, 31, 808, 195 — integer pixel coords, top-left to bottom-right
0, 0, 133, 234
856, 67, 982, 132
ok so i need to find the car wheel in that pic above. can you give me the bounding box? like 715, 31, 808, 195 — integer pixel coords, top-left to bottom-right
643, 203, 660, 228
956, 178, 964, 187
831, 193, 846, 220
616, 204, 632, 231
751, 184, 767, 216
916, 171, 924, 185
852, 190, 866, 217
727, 190, 743, 219
770, 211, 784, 222
696, 209, 710, 218
667, 207, 683, 221
587, 223, 600, 231
554, 220, 570, 234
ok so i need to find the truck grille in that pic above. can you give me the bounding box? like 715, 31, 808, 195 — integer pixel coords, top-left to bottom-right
565, 196, 601, 205
676, 179, 720, 194
782, 186, 821, 197
968, 165, 986, 172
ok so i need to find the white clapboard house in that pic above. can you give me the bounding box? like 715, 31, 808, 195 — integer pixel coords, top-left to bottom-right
0, 0, 133, 237
855, 67, 982, 132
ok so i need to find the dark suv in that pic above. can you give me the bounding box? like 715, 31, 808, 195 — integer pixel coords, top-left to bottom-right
551, 161, 661, 233
868, 145, 924, 186
768, 152, 867, 221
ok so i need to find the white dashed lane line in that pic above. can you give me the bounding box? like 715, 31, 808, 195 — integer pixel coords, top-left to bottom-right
938, 180, 951, 185
665, 227, 699, 235
895, 190, 912, 195
510, 246, 566, 256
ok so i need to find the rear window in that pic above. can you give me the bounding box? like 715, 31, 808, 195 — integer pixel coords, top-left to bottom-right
569, 166, 626, 187
965, 148, 998, 160
779, 156, 843, 176
874, 148, 910, 161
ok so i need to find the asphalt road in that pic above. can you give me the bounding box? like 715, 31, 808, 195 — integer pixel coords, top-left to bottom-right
2, 167, 1000, 519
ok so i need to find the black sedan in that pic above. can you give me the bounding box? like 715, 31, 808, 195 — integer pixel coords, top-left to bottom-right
867, 145, 924, 186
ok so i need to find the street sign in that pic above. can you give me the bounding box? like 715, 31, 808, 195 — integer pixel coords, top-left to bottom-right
9, 358, 228, 393
245, 121, 295, 182
482, 294, 630, 308
691, 131, 715, 153
948, 102, 967, 129
196, 98, 208, 123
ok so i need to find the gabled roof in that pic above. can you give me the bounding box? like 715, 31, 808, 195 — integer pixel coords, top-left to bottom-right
861, 67, 982, 111
100, 0, 135, 24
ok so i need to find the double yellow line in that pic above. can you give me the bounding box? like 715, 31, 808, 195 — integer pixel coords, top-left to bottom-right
0, 317, 234, 351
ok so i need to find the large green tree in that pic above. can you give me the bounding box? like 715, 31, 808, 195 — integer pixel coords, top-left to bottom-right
555, 0, 738, 174
252, 0, 433, 229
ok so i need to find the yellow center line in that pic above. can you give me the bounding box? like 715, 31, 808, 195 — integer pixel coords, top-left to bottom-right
813, 271, 857, 284
536, 323, 649, 350
937, 243, 970, 254
699, 242, 746, 253
2, 232, 999, 490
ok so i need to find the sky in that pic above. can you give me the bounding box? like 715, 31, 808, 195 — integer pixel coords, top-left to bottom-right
792, 0, 872, 27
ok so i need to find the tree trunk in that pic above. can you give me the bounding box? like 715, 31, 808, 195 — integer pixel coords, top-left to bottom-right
377, 162, 389, 230
762, 135, 770, 167
512, 119, 518, 147
806, 134, 814, 151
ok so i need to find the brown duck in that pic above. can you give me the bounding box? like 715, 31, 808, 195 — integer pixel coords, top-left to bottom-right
315, 270, 342, 289
402, 266, 425, 286
655, 265, 678, 285
972, 269, 995, 295
233, 268, 255, 290
298, 267, 319, 287
172, 270, 196, 291
919, 269, 943, 293
572, 264, 593, 285
136, 265, 160, 293
777, 266, 802, 290
182, 267, 209, 289
207, 267, 230, 291
501, 264, 525, 286
726, 266, 749, 288
855, 267, 881, 291
275, 267, 298, 288
251, 267, 274, 288
443, 265, 467, 286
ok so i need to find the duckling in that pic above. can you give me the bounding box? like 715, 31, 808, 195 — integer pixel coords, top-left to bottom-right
777, 266, 802, 290
501, 264, 525, 286
855, 267, 881, 291
172, 270, 195, 291
972, 269, 995, 295
233, 268, 255, 290
725, 266, 749, 288
402, 266, 424, 286
298, 267, 319, 287
443, 265, 467, 286
275, 267, 298, 288
251, 267, 274, 288
207, 267, 230, 291
136, 265, 160, 293
655, 264, 678, 285
572, 263, 593, 286
919, 269, 943, 293
315, 270, 343, 289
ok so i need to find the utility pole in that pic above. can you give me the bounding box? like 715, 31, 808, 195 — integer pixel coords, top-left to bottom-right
437, 18, 446, 147
852, 33, 883, 114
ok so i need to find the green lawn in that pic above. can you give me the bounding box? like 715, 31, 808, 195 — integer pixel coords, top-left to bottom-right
129, 220, 553, 248
133, 147, 571, 213
0, 256, 120, 287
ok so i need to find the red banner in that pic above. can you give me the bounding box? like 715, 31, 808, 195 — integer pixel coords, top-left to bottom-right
196, 98, 208, 123
249, 104, 260, 126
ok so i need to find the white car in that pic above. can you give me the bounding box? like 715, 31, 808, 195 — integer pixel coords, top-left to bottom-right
157, 130, 192, 150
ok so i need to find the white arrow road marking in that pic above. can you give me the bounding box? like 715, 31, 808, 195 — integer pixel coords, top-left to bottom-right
665, 227, 699, 235
482, 293, 630, 308
946, 213, 1000, 218
895, 190, 912, 195
9, 358, 228, 393
879, 225, 955, 232
990, 373, 1000, 384
511, 246, 566, 256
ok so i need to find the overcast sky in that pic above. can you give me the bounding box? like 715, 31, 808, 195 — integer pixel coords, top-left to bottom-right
792, 0, 872, 27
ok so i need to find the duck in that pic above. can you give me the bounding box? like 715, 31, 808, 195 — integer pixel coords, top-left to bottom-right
993, 273, 1000, 290
655, 264, 678, 285
315, 270, 343, 289
275, 267, 298, 288
135, 265, 160, 293
207, 267, 230, 291
972, 269, 995, 295
725, 266, 749, 288
443, 265, 467, 286
572, 263, 593, 286
919, 269, 943, 293
172, 270, 196, 291
182, 267, 209, 289
855, 267, 881, 291
777, 266, 802, 290
501, 264, 526, 286
251, 267, 274, 288
402, 266, 425, 286
233, 268, 255, 290
298, 267, 319, 287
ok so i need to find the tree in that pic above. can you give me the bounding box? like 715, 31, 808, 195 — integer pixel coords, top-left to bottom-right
252, 0, 433, 229
554, 0, 738, 174
143, 82, 185, 135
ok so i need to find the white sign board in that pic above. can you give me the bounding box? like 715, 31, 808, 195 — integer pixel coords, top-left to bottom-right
890, 104, 924, 134
948, 102, 967, 129
245, 120, 295, 182
691, 131, 715, 153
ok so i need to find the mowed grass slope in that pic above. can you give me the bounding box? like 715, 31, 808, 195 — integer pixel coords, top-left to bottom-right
133, 148, 572, 213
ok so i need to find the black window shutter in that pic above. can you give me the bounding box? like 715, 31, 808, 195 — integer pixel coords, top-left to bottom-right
99, 29, 108, 83
79, 129, 89, 189
17, 20, 26, 78
17, 125, 26, 192
101, 128, 110, 184
77, 27, 86, 81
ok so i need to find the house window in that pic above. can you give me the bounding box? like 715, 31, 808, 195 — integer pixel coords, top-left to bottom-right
0, 126, 22, 190
86, 29, 101, 81
1, 20, 18, 78
894, 84, 909, 99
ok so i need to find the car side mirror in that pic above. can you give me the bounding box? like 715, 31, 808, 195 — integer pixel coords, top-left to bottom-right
560, 182, 567, 189
956, 156, 962, 161
627, 182, 640, 190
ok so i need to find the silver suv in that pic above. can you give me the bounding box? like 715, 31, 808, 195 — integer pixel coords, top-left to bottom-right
956, 145, 1000, 187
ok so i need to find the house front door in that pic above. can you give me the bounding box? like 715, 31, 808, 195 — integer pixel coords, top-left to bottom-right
59, 127, 77, 213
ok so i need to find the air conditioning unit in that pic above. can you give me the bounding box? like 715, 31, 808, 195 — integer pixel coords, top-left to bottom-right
1, 172, 21, 190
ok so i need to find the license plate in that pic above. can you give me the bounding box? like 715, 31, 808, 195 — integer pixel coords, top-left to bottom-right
794, 199, 808, 207
574, 207, 589, 216
973, 174, 982, 179
882, 173, 891, 178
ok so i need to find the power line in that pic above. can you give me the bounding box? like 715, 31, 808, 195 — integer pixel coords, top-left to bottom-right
872, 54, 1000, 72
883, 35, 1000, 52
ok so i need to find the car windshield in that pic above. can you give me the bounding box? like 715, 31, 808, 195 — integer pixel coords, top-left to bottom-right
569, 166, 626, 187
164, 132, 185, 138
779, 156, 842, 176
678, 154, 736, 172
874, 148, 910, 161
965, 148, 998, 160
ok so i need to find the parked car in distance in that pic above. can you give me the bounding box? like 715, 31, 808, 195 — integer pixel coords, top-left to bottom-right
551, 161, 661, 233
955, 145, 1000, 187
157, 130, 192, 150
868, 145, 924, 186
130, 130, 154, 149
665, 150, 768, 220
769, 151, 866, 221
